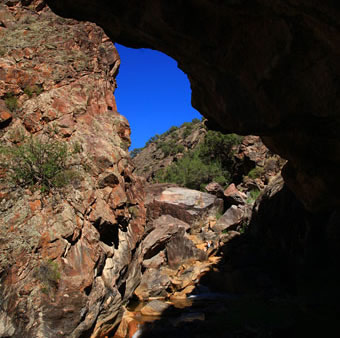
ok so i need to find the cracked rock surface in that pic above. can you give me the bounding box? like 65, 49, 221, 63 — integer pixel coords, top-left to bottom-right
0, 2, 145, 337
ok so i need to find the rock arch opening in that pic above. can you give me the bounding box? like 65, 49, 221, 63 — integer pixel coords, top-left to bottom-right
114, 43, 202, 151
0, 1, 338, 337
45, 0, 339, 335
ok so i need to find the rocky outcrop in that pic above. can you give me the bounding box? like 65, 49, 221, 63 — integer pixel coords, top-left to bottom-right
47, 0, 340, 213
0, 2, 145, 337
132, 183, 252, 303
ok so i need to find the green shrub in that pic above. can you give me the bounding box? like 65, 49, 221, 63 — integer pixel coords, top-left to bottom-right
72, 141, 82, 154
246, 188, 261, 204
155, 149, 230, 191
158, 140, 176, 156
145, 134, 160, 147
183, 125, 193, 138
169, 126, 178, 133
175, 144, 185, 153
36, 259, 61, 293
154, 130, 243, 191
238, 220, 249, 234
247, 166, 264, 179
199, 131, 243, 166
4, 93, 18, 112
24, 84, 43, 98
216, 211, 223, 220
0, 133, 74, 192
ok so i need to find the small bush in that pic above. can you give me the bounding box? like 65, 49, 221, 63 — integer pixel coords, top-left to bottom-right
175, 144, 185, 153
0, 133, 74, 192
24, 84, 43, 98
4, 93, 18, 112
247, 167, 264, 179
145, 134, 160, 147
169, 126, 178, 133
72, 141, 82, 154
238, 220, 249, 234
216, 211, 223, 220
36, 259, 61, 293
246, 188, 261, 204
183, 125, 193, 138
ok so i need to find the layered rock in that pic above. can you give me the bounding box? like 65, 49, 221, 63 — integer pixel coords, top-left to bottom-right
0, 2, 145, 337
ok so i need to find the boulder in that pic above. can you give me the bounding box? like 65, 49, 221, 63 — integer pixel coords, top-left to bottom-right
166, 228, 207, 269
213, 205, 244, 232
140, 300, 171, 317
0, 101, 12, 127
224, 183, 247, 205
146, 184, 223, 225
113, 311, 140, 338
142, 251, 166, 269
205, 182, 224, 198
142, 215, 190, 260
134, 269, 171, 300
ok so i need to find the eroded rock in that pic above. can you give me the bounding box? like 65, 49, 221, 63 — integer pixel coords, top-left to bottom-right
0, 3, 145, 337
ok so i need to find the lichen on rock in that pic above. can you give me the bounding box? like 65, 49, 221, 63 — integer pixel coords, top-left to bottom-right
0, 2, 145, 337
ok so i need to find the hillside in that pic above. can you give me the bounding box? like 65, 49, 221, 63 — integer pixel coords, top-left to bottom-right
132, 118, 205, 180
132, 119, 285, 193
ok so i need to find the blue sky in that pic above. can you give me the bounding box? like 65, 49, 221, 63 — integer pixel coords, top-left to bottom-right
114, 44, 202, 150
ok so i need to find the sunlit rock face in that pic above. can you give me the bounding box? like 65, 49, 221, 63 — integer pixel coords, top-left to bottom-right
0, 2, 145, 337
46, 0, 340, 212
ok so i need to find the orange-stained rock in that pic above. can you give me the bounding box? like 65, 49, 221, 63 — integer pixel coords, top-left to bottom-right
0, 110, 12, 125
114, 311, 140, 338
224, 183, 247, 206
28, 199, 41, 212
0, 2, 146, 338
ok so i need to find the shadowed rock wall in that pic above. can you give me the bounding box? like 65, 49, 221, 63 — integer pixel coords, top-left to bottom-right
46, 0, 340, 212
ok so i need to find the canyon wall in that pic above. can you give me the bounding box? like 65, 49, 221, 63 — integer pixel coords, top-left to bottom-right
0, 2, 145, 337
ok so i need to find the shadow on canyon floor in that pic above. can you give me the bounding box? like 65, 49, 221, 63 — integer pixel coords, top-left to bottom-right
130, 232, 340, 338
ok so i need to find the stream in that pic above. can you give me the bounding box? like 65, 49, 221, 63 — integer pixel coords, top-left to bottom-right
112, 286, 240, 338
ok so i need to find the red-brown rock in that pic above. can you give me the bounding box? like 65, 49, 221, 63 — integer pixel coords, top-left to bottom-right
205, 182, 224, 199
0, 2, 145, 337
224, 183, 247, 206
142, 215, 190, 260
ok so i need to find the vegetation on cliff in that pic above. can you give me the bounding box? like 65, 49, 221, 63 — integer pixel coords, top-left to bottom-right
132, 118, 243, 190
155, 130, 242, 190
0, 129, 78, 192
